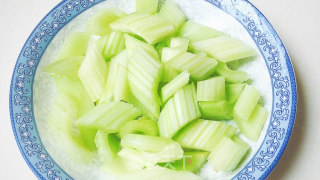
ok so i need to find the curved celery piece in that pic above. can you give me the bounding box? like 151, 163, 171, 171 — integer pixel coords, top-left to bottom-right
102, 31, 126, 60
161, 65, 180, 83
159, 0, 186, 30
197, 76, 226, 102
161, 47, 185, 63
44, 56, 84, 78
161, 71, 190, 103
199, 101, 233, 120
226, 83, 245, 105
178, 21, 223, 42
95, 131, 121, 162
208, 136, 250, 172
216, 62, 249, 83
190, 36, 256, 62
136, 0, 158, 14
233, 85, 260, 122
119, 118, 159, 138
86, 8, 127, 36
57, 32, 90, 60
170, 37, 189, 51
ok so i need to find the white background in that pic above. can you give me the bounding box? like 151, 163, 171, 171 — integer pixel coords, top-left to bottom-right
0, 0, 319, 179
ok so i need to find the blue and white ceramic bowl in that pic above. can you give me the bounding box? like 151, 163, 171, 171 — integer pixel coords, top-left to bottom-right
9, 0, 297, 179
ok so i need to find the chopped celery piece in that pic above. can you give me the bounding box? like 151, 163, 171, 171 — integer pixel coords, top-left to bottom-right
100, 50, 129, 103
226, 83, 245, 105
119, 118, 159, 138
162, 65, 180, 82
190, 36, 256, 62
95, 131, 121, 162
78, 37, 108, 102
76, 102, 142, 132
121, 134, 183, 162
208, 136, 250, 172
235, 105, 268, 141
197, 76, 226, 102
125, 34, 159, 60
178, 21, 223, 42
161, 47, 185, 63
170, 37, 189, 51
53, 75, 94, 117
48, 94, 94, 164
216, 62, 249, 83
117, 167, 202, 180
127, 42, 162, 119
174, 119, 237, 151
57, 32, 90, 60
44, 56, 84, 77
97, 35, 109, 53
159, 0, 186, 30
86, 8, 126, 36
161, 71, 190, 103
136, 0, 158, 14
79, 127, 97, 151
166, 52, 218, 80
199, 101, 233, 120
111, 13, 175, 44
102, 31, 126, 60
233, 85, 260, 122
158, 83, 201, 138
159, 151, 209, 173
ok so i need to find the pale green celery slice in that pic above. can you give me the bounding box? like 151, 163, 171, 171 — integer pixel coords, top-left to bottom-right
127, 43, 162, 120
198, 101, 233, 120
136, 0, 158, 14
100, 50, 129, 103
161, 47, 185, 63
111, 13, 175, 44
161, 71, 190, 103
158, 151, 209, 173
170, 37, 189, 51
78, 36, 108, 102
166, 52, 218, 80
48, 94, 94, 164
161, 65, 180, 83
159, 0, 186, 30
233, 85, 260, 122
121, 134, 183, 162
102, 31, 126, 60
197, 76, 226, 102
57, 32, 90, 60
190, 36, 256, 62
174, 119, 237, 151
44, 56, 84, 77
78, 127, 97, 151
208, 136, 250, 172
97, 35, 109, 53
119, 118, 159, 138
215, 62, 249, 83
76, 101, 142, 133
178, 21, 224, 42
226, 83, 245, 105
125, 34, 159, 60
158, 83, 200, 138
86, 8, 127, 36
95, 131, 121, 162
235, 104, 268, 141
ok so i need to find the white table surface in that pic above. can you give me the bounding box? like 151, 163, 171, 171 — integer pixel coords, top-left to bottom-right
1, 0, 319, 179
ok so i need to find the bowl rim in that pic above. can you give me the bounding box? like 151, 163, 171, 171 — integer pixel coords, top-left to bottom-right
9, 0, 297, 179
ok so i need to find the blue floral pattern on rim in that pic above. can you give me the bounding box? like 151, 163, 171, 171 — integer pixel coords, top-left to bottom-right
9, 0, 297, 180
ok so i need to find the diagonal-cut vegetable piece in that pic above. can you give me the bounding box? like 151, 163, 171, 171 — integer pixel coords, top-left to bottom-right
125, 34, 159, 60
119, 118, 159, 138
136, 0, 158, 14
159, 0, 186, 30
76, 101, 142, 133
78, 36, 108, 102
44, 56, 84, 78
111, 13, 175, 44
158, 83, 200, 138
178, 21, 224, 42
86, 8, 127, 36
100, 50, 129, 103
197, 76, 226, 102
95, 131, 121, 162
226, 83, 245, 105
166, 52, 218, 80
161, 65, 180, 83
233, 85, 260, 122
190, 36, 256, 62
102, 31, 126, 60
199, 101, 233, 120
159, 151, 209, 173
235, 104, 268, 141
161, 71, 190, 103
208, 136, 250, 172
174, 119, 237, 151
161, 47, 185, 63
215, 62, 249, 83
57, 32, 90, 60
170, 37, 189, 51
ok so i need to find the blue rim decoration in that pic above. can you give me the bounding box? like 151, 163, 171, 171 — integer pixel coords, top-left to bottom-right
9, 0, 297, 179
